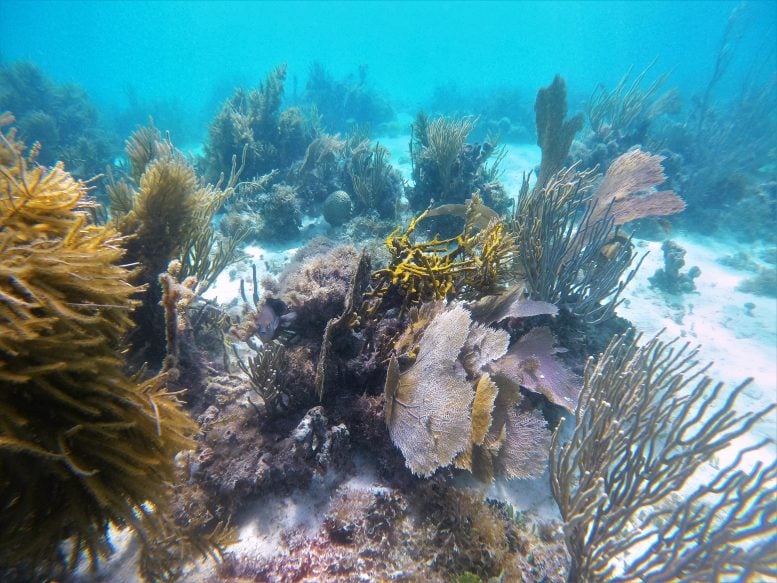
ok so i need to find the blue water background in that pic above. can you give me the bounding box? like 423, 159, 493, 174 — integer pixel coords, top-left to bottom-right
2, 0, 775, 143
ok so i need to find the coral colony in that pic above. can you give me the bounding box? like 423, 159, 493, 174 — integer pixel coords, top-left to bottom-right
1, 42, 775, 583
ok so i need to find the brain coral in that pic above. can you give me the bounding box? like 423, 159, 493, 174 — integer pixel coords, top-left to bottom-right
323, 189, 353, 226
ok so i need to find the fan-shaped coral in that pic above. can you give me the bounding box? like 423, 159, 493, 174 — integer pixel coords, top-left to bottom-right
489, 326, 581, 412
384, 303, 555, 481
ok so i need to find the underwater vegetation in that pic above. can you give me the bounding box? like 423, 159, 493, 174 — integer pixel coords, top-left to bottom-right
0, 61, 117, 179
551, 334, 777, 582
0, 115, 226, 581
303, 62, 395, 134
108, 122, 245, 370
1, 9, 774, 575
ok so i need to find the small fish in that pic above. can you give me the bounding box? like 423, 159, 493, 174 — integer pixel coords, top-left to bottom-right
255, 302, 280, 343
255, 298, 295, 342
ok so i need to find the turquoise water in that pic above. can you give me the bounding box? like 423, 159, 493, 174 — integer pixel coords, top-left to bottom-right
2, 0, 774, 135
1, 2, 776, 581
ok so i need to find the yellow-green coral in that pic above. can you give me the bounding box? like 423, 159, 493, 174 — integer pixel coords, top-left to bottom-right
364, 203, 516, 316
0, 122, 195, 576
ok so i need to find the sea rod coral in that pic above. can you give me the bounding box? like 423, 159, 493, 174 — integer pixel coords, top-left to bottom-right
550, 333, 777, 582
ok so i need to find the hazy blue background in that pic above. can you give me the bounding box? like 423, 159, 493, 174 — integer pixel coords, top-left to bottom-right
1, 0, 775, 139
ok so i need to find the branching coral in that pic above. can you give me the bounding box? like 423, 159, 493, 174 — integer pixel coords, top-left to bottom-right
304, 62, 394, 133
516, 164, 638, 323
586, 63, 674, 137
534, 75, 583, 191
110, 124, 245, 366
408, 113, 511, 215
550, 334, 777, 582
235, 339, 295, 416
0, 124, 198, 577
349, 141, 393, 215
516, 149, 683, 324
204, 64, 314, 182
364, 204, 517, 317
423, 115, 477, 200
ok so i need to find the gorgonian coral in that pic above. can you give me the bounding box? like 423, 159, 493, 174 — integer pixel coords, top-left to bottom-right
0, 118, 195, 577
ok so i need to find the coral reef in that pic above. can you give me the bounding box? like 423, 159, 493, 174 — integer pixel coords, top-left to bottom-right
304, 62, 394, 134
216, 481, 568, 582
364, 204, 517, 317
516, 149, 684, 323
407, 113, 511, 219
110, 123, 244, 368
291, 129, 404, 220
322, 189, 353, 226
0, 62, 116, 179
426, 81, 535, 143
649, 239, 701, 294
0, 120, 199, 579
533, 75, 583, 191
551, 334, 777, 581
737, 266, 777, 298
204, 65, 317, 182
249, 183, 302, 242
278, 245, 361, 339
384, 304, 568, 482
577, 62, 680, 171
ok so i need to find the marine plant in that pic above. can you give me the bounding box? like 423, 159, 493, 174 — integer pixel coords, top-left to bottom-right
0, 118, 199, 577
110, 123, 245, 367
550, 334, 777, 582
516, 150, 684, 323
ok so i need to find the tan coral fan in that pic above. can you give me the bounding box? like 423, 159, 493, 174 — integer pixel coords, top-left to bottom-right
384, 305, 474, 477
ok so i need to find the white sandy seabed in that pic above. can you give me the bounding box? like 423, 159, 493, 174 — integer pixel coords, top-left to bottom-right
81, 142, 777, 581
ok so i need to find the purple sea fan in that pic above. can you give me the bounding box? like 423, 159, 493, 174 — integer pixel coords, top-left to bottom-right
488, 326, 581, 412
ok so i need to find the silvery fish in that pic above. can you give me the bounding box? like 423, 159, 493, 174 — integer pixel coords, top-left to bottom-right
256, 298, 296, 343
